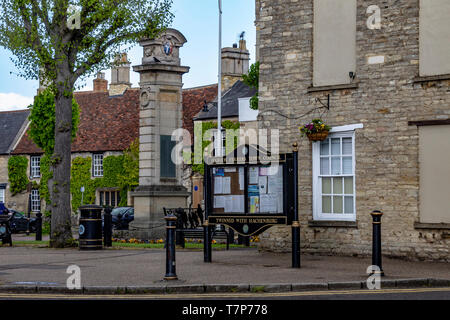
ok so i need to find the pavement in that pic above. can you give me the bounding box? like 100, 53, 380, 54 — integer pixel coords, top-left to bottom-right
0, 235, 449, 295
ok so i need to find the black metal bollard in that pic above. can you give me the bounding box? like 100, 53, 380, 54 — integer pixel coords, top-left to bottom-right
238, 234, 250, 247
175, 212, 185, 248
203, 221, 212, 263
35, 212, 42, 241
26, 193, 31, 236
371, 210, 384, 276
164, 214, 178, 280
292, 142, 301, 268
103, 207, 113, 247
228, 228, 235, 245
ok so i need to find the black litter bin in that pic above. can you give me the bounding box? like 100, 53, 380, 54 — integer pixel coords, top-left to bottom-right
79, 205, 103, 250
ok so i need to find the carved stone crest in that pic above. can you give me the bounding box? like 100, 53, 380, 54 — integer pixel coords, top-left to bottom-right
140, 90, 150, 108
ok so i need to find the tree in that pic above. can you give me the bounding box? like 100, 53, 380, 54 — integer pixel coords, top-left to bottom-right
242, 61, 259, 110
0, 0, 173, 247
118, 138, 139, 192
28, 88, 80, 155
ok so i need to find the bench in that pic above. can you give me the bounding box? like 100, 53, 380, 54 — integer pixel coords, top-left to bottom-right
163, 207, 231, 250
0, 215, 13, 246
177, 228, 230, 250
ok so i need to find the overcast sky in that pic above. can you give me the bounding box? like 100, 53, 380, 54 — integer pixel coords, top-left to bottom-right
0, 0, 256, 111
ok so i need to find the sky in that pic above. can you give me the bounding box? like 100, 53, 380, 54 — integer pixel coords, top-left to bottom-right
0, 0, 256, 112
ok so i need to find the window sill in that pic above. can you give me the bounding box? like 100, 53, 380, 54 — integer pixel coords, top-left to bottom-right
414, 222, 450, 230
307, 83, 359, 93
160, 178, 178, 182
413, 74, 450, 83
308, 220, 358, 228
408, 119, 450, 127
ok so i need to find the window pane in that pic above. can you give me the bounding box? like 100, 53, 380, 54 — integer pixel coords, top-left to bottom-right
111, 192, 116, 207
333, 178, 343, 194
331, 138, 341, 155
343, 157, 352, 174
31, 156, 41, 177
344, 196, 354, 213
322, 178, 331, 194
117, 192, 121, 206
320, 158, 329, 175
342, 138, 352, 155
344, 177, 353, 194
322, 196, 332, 213
105, 192, 110, 206
93, 154, 104, 177
320, 140, 329, 155
0, 189, 4, 203
100, 192, 104, 206
331, 157, 341, 175
333, 196, 343, 213
31, 189, 40, 212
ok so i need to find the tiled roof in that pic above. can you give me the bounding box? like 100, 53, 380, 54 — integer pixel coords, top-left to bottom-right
194, 80, 256, 121
12, 89, 140, 155
0, 109, 30, 155
182, 84, 218, 144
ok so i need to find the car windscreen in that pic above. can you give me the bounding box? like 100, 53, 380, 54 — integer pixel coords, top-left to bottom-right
111, 208, 129, 216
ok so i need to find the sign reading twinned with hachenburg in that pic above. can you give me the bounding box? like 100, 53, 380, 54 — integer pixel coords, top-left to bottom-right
204, 144, 296, 237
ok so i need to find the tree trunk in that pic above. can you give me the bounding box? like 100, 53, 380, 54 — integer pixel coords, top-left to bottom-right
49, 79, 74, 248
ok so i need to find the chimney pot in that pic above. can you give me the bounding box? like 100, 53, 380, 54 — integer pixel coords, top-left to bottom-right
93, 72, 108, 92
239, 39, 247, 51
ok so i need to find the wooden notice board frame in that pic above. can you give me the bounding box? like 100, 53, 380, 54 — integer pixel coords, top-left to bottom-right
204, 144, 295, 237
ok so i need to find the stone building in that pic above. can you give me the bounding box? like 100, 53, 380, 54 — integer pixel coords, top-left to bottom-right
0, 109, 30, 208
8, 63, 140, 214
255, 0, 450, 261
180, 39, 257, 209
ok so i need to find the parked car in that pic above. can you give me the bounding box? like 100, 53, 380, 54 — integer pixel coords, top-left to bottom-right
102, 207, 134, 230
8, 210, 37, 234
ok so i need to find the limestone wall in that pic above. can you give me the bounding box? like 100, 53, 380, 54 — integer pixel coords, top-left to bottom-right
256, 0, 450, 261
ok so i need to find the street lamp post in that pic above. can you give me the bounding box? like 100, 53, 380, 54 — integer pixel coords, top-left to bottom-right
217, 0, 223, 157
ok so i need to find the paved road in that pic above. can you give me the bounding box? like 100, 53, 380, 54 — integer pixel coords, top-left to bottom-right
0, 287, 449, 300
1, 247, 449, 287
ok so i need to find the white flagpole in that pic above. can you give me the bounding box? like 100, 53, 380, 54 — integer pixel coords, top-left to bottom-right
217, 0, 223, 157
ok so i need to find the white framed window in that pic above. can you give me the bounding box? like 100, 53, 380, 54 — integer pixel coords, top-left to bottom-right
30, 156, 41, 178
92, 154, 104, 177
0, 186, 5, 204
31, 189, 41, 212
313, 131, 356, 221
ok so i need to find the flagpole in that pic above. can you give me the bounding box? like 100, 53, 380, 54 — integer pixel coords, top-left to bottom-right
217, 0, 223, 157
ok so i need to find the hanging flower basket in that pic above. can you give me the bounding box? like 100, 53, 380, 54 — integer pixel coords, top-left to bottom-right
306, 131, 329, 142
299, 119, 331, 142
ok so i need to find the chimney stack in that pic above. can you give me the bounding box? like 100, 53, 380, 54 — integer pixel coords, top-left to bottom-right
109, 53, 132, 96
221, 39, 250, 92
93, 72, 108, 92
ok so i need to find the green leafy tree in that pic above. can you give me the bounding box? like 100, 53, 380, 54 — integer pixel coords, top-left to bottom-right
28, 88, 79, 155
7, 156, 29, 195
0, 0, 174, 247
242, 61, 259, 110
192, 121, 240, 175
118, 138, 139, 191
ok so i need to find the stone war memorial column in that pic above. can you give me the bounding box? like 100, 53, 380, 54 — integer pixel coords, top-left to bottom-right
130, 28, 190, 240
